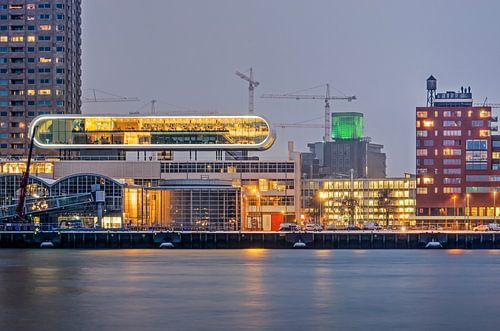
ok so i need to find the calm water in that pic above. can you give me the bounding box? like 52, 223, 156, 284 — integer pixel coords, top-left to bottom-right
0, 250, 499, 330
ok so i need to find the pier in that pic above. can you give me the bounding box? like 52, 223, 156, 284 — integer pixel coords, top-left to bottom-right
0, 231, 500, 249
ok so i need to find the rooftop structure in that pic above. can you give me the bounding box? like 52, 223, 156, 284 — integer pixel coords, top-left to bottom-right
331, 112, 364, 140
29, 115, 275, 150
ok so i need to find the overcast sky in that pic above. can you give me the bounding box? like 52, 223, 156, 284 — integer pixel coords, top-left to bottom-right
81, 0, 500, 176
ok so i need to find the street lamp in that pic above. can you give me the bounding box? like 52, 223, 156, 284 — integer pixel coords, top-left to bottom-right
452, 195, 457, 230
493, 190, 497, 224
318, 191, 327, 226
466, 193, 471, 230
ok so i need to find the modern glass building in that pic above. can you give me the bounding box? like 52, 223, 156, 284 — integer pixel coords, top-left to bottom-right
302, 175, 416, 228
124, 180, 240, 231
331, 112, 364, 140
29, 115, 275, 150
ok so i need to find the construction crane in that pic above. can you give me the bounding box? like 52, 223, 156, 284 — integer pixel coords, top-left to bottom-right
274, 123, 325, 128
262, 83, 356, 141
83, 89, 140, 103
236, 68, 260, 114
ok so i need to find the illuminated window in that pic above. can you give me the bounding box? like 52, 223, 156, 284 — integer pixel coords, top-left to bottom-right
479, 130, 490, 137
27, 35, 35, 42
443, 120, 461, 127
27, 4, 35, 10
422, 177, 434, 184
479, 110, 491, 118
492, 152, 500, 159
443, 149, 461, 156
39, 57, 51, 63
38, 89, 51, 95
11, 36, 24, 42
39, 25, 52, 31
0, 36, 7, 42
416, 111, 427, 118
422, 120, 434, 127
417, 188, 427, 195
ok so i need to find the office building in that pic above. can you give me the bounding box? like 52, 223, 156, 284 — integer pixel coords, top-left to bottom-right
416, 76, 499, 228
0, 0, 81, 157
301, 174, 416, 228
301, 112, 386, 179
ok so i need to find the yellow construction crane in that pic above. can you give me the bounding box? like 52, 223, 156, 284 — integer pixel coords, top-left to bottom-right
262, 83, 356, 141
236, 68, 260, 114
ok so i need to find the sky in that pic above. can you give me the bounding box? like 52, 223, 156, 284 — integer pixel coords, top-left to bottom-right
81, 0, 500, 176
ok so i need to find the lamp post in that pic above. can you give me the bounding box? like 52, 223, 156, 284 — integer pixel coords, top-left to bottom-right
494, 190, 497, 225
452, 195, 457, 230
466, 193, 471, 230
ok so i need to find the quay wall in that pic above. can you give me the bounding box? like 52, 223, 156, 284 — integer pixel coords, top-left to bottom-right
0, 231, 500, 249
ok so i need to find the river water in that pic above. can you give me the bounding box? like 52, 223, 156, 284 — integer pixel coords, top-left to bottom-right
0, 249, 499, 330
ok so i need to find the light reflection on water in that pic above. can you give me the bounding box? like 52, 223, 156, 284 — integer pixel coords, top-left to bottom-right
0, 249, 499, 330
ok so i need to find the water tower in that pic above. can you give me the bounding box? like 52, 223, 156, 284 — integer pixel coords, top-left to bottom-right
426, 75, 437, 106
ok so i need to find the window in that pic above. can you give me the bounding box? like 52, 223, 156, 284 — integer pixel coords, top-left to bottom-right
422, 177, 434, 184
423, 140, 434, 147
416, 111, 427, 118
443, 139, 460, 146
466, 139, 487, 150
56, 36, 64, 42
466, 162, 487, 170
443, 130, 461, 136
38, 14, 50, 20
38, 89, 51, 95
416, 149, 427, 156
39, 68, 51, 73
38, 3, 51, 9
39, 57, 51, 63
56, 4, 64, 9
40, 79, 50, 84
443, 168, 461, 175
0, 80, 6, 86
417, 188, 428, 195
443, 120, 461, 127
479, 110, 491, 118
443, 149, 461, 156
39, 25, 51, 31
443, 187, 461, 194
443, 159, 461, 165
466, 151, 488, 162
11, 36, 23, 42
38, 46, 51, 52
443, 178, 461, 184
416, 130, 428, 137
479, 130, 490, 137
417, 168, 428, 175
472, 120, 484, 127
0, 36, 7, 42
422, 120, 434, 127
423, 159, 434, 166
38, 35, 51, 41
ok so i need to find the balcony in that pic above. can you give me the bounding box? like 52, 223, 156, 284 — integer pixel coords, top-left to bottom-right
491, 116, 498, 122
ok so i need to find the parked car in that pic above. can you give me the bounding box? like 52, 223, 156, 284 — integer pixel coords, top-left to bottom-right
305, 223, 323, 232
279, 223, 300, 232
473, 225, 489, 232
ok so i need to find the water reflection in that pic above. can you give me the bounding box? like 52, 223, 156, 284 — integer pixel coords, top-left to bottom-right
0, 250, 499, 330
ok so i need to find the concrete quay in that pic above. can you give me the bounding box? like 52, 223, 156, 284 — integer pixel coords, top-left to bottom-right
0, 231, 500, 249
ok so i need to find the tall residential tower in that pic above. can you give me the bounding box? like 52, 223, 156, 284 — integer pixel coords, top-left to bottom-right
0, 0, 81, 157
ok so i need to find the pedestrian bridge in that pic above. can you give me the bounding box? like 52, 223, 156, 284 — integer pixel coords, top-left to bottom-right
0, 193, 94, 220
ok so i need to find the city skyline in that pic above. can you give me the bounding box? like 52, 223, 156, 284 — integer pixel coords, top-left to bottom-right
81, 0, 500, 176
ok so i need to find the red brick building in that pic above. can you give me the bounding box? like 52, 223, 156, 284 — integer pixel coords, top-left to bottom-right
416, 76, 499, 229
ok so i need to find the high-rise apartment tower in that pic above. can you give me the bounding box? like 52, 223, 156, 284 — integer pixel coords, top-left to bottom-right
0, 0, 81, 157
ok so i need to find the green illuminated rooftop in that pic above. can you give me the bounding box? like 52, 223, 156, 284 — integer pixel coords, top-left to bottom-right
331, 112, 364, 140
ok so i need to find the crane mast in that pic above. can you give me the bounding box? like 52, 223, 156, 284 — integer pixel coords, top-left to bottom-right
236, 68, 260, 114
262, 84, 356, 141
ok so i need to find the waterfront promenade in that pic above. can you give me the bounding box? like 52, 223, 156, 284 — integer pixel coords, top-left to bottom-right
0, 230, 499, 249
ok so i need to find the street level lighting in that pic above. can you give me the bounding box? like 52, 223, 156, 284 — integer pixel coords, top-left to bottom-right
493, 189, 497, 224
452, 195, 457, 230
318, 191, 327, 226
466, 193, 471, 230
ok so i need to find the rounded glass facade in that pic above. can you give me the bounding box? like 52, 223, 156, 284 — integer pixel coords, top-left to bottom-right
30, 115, 275, 150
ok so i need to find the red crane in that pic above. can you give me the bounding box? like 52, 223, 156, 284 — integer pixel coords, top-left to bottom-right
16, 126, 37, 221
